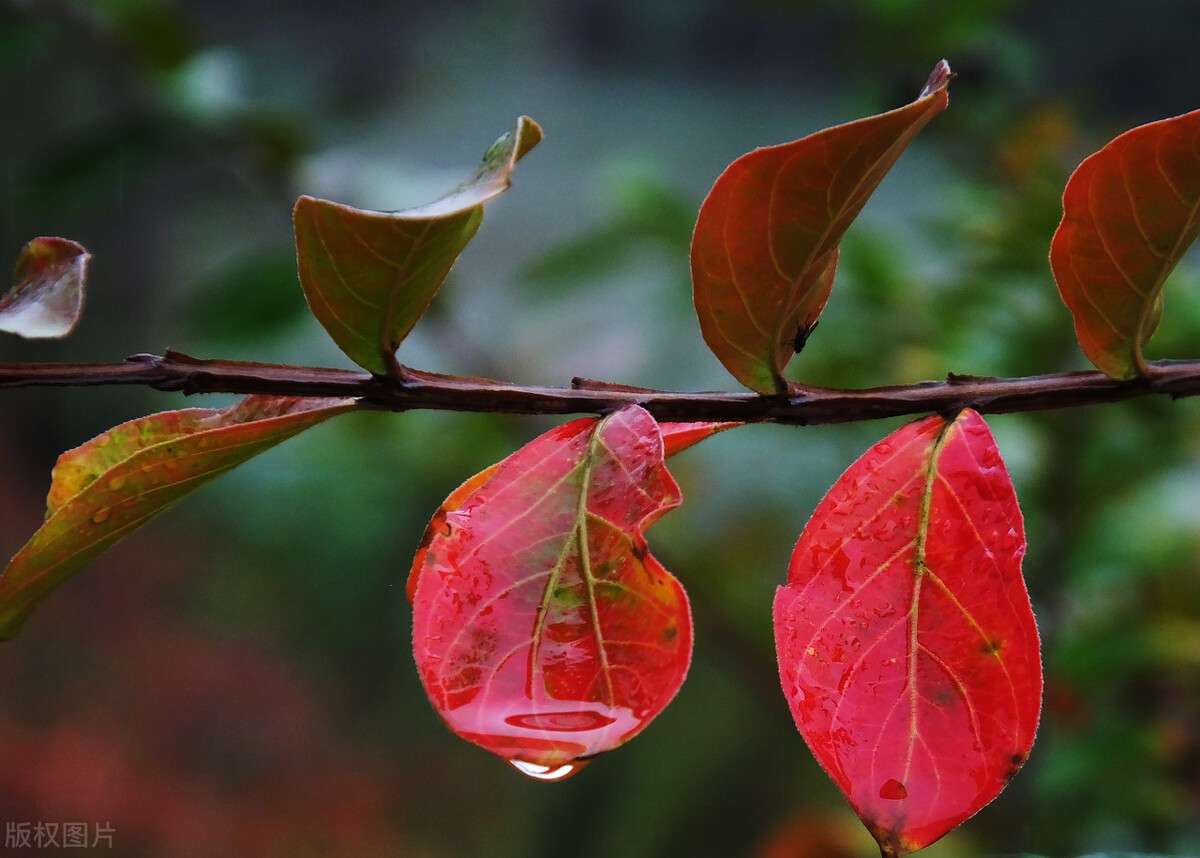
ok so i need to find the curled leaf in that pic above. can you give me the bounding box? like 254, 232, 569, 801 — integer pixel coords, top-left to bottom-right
294, 116, 543, 375
406, 419, 735, 602
773, 410, 1041, 855
0, 237, 90, 339
691, 61, 951, 393
410, 406, 692, 777
1050, 109, 1200, 379
0, 395, 354, 638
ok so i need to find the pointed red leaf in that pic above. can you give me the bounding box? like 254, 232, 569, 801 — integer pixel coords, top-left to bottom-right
0, 237, 90, 339
773, 410, 1041, 855
658, 420, 741, 457
691, 61, 951, 393
410, 406, 692, 778
1050, 109, 1200, 379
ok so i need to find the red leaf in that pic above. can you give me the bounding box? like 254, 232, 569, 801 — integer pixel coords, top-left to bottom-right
406, 419, 735, 603
691, 61, 951, 393
1050, 109, 1200, 379
658, 420, 741, 457
410, 406, 692, 778
0, 237, 90, 339
773, 410, 1041, 855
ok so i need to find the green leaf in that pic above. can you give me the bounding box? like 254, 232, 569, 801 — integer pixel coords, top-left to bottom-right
0, 395, 354, 639
293, 115, 543, 375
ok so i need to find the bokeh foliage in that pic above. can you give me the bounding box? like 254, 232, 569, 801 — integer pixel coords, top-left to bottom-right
0, 1, 1198, 855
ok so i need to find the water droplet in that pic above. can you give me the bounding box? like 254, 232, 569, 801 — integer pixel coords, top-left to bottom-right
91, 508, 111, 525
879, 778, 908, 800
108, 475, 126, 491
508, 758, 589, 782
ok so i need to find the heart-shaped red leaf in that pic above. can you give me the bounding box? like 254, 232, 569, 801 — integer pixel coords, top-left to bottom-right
410, 405, 692, 779
773, 410, 1041, 855
691, 62, 951, 393
1050, 109, 1200, 379
0, 237, 90, 339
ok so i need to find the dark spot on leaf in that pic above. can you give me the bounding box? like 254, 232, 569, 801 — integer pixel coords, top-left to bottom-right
1005, 752, 1026, 781
662, 625, 677, 641
879, 778, 907, 800
982, 638, 1004, 655
632, 542, 647, 561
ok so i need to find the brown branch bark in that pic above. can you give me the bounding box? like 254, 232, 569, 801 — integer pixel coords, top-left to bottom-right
0, 350, 1198, 425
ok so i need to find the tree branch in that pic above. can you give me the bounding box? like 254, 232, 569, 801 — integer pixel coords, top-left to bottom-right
0, 350, 1198, 425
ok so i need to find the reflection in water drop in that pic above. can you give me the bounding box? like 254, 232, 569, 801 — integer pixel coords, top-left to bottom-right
508, 758, 589, 782
879, 778, 908, 800
505, 710, 616, 732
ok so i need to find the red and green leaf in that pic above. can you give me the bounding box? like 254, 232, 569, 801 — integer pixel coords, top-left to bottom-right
0, 395, 354, 638
1050, 109, 1200, 379
0, 237, 90, 339
773, 409, 1041, 856
410, 405, 692, 778
294, 116, 542, 375
691, 61, 951, 393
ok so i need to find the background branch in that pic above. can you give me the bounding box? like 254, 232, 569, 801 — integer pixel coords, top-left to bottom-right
0, 350, 1197, 424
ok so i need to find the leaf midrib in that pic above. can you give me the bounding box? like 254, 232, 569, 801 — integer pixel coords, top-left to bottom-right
903, 415, 955, 781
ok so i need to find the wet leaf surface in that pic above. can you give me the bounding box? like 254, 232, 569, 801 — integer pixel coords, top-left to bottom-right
0, 396, 354, 638
294, 116, 542, 375
774, 409, 1041, 855
1050, 109, 1200, 378
0, 237, 90, 339
691, 62, 950, 393
410, 405, 692, 777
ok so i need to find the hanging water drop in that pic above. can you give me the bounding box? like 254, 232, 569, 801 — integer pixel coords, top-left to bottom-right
508, 758, 589, 782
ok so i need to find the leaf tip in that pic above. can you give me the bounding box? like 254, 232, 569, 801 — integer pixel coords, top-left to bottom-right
514, 115, 544, 161
920, 59, 953, 99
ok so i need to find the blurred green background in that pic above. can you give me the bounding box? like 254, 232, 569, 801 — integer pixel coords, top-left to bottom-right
1, 1, 1199, 856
